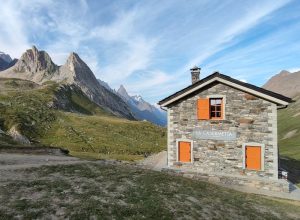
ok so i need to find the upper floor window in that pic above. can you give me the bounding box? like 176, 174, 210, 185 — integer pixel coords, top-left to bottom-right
210, 98, 222, 119
197, 97, 224, 120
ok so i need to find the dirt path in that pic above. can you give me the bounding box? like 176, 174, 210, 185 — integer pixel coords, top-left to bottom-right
138, 150, 167, 171
0, 153, 81, 170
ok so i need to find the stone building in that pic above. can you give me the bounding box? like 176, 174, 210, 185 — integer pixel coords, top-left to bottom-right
158, 67, 293, 192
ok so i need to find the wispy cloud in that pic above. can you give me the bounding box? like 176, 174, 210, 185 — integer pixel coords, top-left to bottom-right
0, 0, 298, 104
0, 1, 31, 57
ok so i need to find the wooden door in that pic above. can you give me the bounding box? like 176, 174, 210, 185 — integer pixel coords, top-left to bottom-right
179, 141, 191, 162
246, 146, 261, 170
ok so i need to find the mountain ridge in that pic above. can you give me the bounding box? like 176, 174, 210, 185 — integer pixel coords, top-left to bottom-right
0, 46, 134, 119
263, 69, 300, 98
0, 52, 17, 71
117, 85, 167, 126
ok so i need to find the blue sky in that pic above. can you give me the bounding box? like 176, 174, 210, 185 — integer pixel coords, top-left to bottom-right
0, 0, 300, 104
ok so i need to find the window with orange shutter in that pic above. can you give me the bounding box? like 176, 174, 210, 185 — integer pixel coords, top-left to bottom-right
197, 97, 223, 120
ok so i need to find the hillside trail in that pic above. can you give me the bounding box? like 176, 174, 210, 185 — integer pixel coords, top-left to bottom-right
0, 153, 81, 170
138, 150, 167, 171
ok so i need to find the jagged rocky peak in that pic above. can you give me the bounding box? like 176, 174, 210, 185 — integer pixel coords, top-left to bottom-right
117, 85, 131, 100
60, 52, 99, 86
66, 52, 84, 70
0, 51, 12, 63
0, 46, 135, 119
133, 95, 143, 102
118, 84, 128, 95
14, 45, 57, 73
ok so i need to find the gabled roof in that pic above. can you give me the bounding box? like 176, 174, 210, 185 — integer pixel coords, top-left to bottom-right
158, 72, 293, 107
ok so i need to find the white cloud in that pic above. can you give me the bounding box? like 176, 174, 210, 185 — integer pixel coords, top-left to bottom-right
0, 1, 30, 58
126, 70, 170, 92
100, 37, 157, 83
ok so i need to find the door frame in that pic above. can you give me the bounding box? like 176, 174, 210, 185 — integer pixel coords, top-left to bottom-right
242, 142, 265, 171
176, 139, 193, 163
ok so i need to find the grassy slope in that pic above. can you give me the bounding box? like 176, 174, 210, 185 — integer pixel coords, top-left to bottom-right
1, 163, 299, 219
0, 78, 166, 160
278, 95, 300, 186
41, 112, 166, 160
278, 95, 300, 159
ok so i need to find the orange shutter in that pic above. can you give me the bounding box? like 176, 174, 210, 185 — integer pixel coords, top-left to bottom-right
197, 98, 210, 120
179, 142, 191, 162
246, 146, 261, 170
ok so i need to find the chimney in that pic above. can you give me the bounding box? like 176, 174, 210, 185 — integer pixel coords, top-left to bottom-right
190, 66, 201, 84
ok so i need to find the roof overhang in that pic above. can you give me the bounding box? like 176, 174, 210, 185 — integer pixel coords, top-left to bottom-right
159, 73, 292, 107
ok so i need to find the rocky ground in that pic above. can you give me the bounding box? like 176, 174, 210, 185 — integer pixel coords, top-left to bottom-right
1, 152, 300, 219
138, 150, 167, 170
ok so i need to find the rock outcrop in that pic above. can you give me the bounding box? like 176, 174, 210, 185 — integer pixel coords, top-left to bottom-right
8, 125, 31, 145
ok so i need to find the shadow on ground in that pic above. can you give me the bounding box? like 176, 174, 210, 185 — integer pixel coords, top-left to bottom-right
280, 157, 300, 187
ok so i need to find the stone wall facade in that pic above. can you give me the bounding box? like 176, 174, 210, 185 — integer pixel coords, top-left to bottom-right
167, 82, 285, 190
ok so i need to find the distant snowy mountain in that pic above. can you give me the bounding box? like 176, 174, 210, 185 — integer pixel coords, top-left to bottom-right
116, 85, 167, 126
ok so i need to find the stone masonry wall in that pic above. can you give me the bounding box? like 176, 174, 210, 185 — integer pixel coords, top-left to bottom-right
167, 83, 278, 181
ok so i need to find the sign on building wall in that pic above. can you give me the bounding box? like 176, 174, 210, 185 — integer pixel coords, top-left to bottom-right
192, 129, 237, 141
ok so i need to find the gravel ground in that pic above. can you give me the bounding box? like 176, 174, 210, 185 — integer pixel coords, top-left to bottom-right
0, 153, 81, 170
138, 150, 167, 171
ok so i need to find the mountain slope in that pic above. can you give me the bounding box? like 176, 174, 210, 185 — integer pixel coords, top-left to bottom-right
117, 85, 167, 126
0, 46, 134, 119
0, 52, 16, 71
263, 70, 300, 98
0, 78, 166, 160
277, 95, 300, 159
0, 57, 8, 71
0, 51, 12, 63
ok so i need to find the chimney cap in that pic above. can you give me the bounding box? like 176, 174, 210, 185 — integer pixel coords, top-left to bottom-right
190, 65, 201, 71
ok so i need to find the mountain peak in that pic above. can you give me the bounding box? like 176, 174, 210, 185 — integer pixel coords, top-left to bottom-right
263, 70, 300, 98
117, 85, 131, 100
12, 45, 57, 76
0, 51, 12, 63
31, 45, 38, 52
118, 84, 127, 94
68, 52, 80, 59
0, 46, 135, 119
278, 70, 290, 76
65, 52, 87, 70
132, 95, 143, 102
